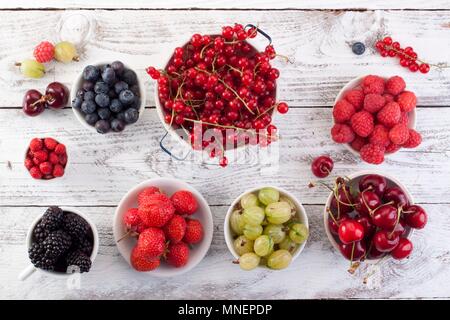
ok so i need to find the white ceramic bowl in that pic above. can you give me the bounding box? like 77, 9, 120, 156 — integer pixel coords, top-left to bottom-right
323, 170, 414, 262
113, 177, 213, 277
70, 61, 146, 133
18, 207, 99, 280
224, 186, 309, 268
334, 75, 417, 156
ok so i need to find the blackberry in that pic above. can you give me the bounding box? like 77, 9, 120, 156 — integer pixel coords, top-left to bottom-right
29, 242, 56, 270
76, 237, 93, 256
66, 250, 92, 273
63, 212, 90, 243
32, 222, 49, 243
42, 230, 72, 260
40, 206, 64, 231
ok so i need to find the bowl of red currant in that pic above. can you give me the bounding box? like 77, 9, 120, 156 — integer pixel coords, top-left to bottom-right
146, 23, 290, 167
323, 171, 427, 272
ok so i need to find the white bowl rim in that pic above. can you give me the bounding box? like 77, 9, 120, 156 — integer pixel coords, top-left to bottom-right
224, 185, 309, 269
25, 206, 99, 277
323, 170, 415, 263
334, 75, 417, 157
70, 61, 146, 134
113, 177, 214, 277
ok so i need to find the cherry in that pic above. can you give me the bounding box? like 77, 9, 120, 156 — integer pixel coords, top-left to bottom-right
367, 244, 385, 259
331, 185, 354, 215
359, 174, 387, 197
356, 216, 376, 239
404, 205, 427, 229
328, 213, 350, 236
383, 187, 409, 208
354, 191, 381, 216
373, 230, 400, 252
391, 238, 413, 260
391, 219, 407, 237
23, 89, 46, 116
339, 241, 366, 261
45, 82, 69, 109
311, 156, 333, 178
372, 205, 398, 230
338, 220, 365, 244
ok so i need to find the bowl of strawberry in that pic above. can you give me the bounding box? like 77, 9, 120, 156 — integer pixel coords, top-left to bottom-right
24, 137, 68, 180
322, 171, 427, 272
331, 75, 422, 164
147, 23, 290, 167
113, 178, 213, 277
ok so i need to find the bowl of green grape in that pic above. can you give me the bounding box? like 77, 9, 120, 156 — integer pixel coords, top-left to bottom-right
224, 186, 309, 271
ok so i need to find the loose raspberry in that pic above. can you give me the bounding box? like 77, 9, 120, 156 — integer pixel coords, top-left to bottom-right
383, 94, 394, 103
53, 164, 65, 177
44, 138, 58, 151
389, 124, 410, 145
386, 143, 401, 154
331, 124, 355, 143
363, 94, 386, 113
29, 138, 43, 152
350, 111, 374, 138
402, 129, 422, 148
333, 99, 355, 123
350, 136, 367, 152
385, 76, 406, 95
362, 75, 385, 95
377, 102, 401, 128
33, 150, 48, 163
54, 143, 66, 155
397, 91, 417, 112
39, 161, 53, 175
49, 152, 59, 164
344, 89, 364, 110
33, 41, 55, 63
24, 157, 34, 170
171, 190, 198, 215
360, 143, 385, 164
369, 124, 390, 147
29, 166, 43, 179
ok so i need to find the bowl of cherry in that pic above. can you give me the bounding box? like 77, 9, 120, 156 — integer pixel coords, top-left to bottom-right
23, 82, 69, 116
323, 171, 427, 269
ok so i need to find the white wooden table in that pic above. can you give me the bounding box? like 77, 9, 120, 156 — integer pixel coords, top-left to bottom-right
1, 1, 450, 299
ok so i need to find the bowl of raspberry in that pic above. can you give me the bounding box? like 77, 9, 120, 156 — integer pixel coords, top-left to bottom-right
331, 75, 421, 164
113, 177, 214, 277
147, 24, 290, 167
323, 171, 427, 271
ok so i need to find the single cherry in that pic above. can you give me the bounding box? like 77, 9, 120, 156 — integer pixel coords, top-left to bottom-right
391, 219, 407, 237
339, 241, 366, 261
311, 155, 334, 178
373, 230, 400, 252
328, 213, 350, 235
356, 216, 376, 239
372, 205, 398, 230
331, 185, 354, 215
359, 174, 387, 197
338, 220, 365, 244
383, 187, 409, 208
45, 82, 69, 109
404, 205, 427, 229
22, 89, 46, 116
367, 244, 385, 259
355, 191, 381, 216
391, 238, 413, 260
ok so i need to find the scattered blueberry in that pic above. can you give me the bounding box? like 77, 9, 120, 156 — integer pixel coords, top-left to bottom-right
95, 93, 110, 108
82, 81, 94, 92
83, 65, 100, 82
352, 42, 366, 55
97, 108, 111, 120
124, 108, 139, 124
85, 113, 99, 125
95, 120, 110, 134
94, 81, 109, 94
102, 67, 116, 85
114, 81, 129, 95
81, 100, 97, 114
72, 97, 82, 109
119, 90, 135, 105
121, 69, 137, 85
111, 118, 125, 132
111, 61, 125, 76
83, 91, 95, 101
109, 99, 123, 113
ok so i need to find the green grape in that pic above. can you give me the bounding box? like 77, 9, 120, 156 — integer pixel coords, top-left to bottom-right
267, 250, 292, 270
289, 223, 309, 244
240, 193, 259, 209
243, 206, 265, 226
233, 236, 254, 256
279, 196, 297, 214
243, 224, 263, 240
258, 187, 279, 205
230, 209, 245, 235
263, 224, 286, 244
265, 202, 292, 224
253, 235, 274, 257
18, 59, 45, 79
238, 253, 260, 271
54, 41, 78, 63
279, 237, 297, 253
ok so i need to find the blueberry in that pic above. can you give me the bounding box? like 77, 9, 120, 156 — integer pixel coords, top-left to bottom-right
85, 113, 99, 125
102, 67, 116, 85
129, 84, 140, 97
109, 99, 123, 113
114, 81, 129, 95
95, 120, 110, 134
81, 100, 97, 114
352, 42, 365, 55
124, 108, 139, 124
82, 80, 95, 92
116, 111, 126, 121
83, 65, 100, 82
72, 96, 83, 109
121, 69, 137, 85
84, 91, 95, 101
95, 93, 110, 108
94, 81, 109, 94
108, 89, 117, 99
76, 89, 84, 98
129, 97, 141, 109
97, 107, 111, 120
110, 118, 125, 132
119, 90, 135, 105
111, 61, 125, 76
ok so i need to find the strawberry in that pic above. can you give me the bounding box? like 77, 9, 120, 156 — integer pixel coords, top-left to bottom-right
130, 246, 160, 271
138, 186, 163, 206
123, 208, 141, 230
164, 215, 186, 243
166, 242, 189, 268
170, 190, 198, 215
137, 227, 166, 258
183, 218, 204, 244
138, 193, 175, 227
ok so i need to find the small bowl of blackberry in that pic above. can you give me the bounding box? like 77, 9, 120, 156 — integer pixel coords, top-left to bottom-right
71, 61, 146, 134
18, 206, 99, 280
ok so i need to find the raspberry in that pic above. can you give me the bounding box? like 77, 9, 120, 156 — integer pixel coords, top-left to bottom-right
377, 102, 401, 128
49, 152, 59, 164
344, 89, 364, 110
350, 111, 374, 138
363, 94, 386, 113
331, 124, 355, 143
29, 166, 43, 179
389, 124, 410, 145
383, 94, 394, 103
360, 143, 385, 164
39, 161, 53, 175
350, 136, 366, 152
59, 153, 68, 165
399, 112, 409, 126
170, 190, 198, 215
183, 218, 204, 244
385, 76, 406, 95
33, 41, 55, 63
33, 150, 48, 163
402, 129, 422, 148
24, 157, 34, 170
333, 100, 355, 123
44, 138, 58, 151
54, 144, 66, 155
362, 75, 385, 95
397, 91, 417, 112
29, 138, 43, 152
369, 124, 390, 147
386, 143, 401, 154
53, 164, 65, 177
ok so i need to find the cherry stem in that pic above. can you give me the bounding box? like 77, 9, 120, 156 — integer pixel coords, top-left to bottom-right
226, 64, 243, 76
254, 104, 276, 120
117, 230, 134, 243
388, 206, 403, 238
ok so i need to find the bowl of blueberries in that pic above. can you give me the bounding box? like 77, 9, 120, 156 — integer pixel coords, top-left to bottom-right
71, 61, 146, 134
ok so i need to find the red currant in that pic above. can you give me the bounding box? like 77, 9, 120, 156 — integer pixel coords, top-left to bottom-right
277, 102, 289, 114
